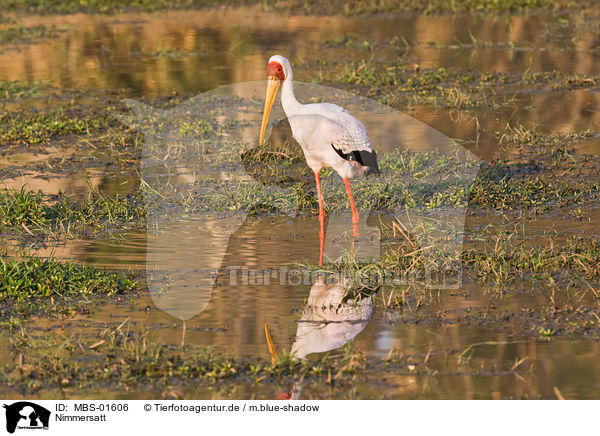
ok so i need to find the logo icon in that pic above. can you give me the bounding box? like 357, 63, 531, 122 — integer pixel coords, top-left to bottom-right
3, 402, 50, 434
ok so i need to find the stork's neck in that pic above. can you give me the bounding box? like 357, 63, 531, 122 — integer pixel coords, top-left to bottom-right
281, 77, 303, 117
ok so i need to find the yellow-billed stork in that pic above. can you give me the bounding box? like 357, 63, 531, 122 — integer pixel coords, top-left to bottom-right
259, 55, 380, 263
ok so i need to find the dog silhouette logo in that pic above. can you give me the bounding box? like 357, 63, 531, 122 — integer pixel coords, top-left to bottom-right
3, 402, 50, 433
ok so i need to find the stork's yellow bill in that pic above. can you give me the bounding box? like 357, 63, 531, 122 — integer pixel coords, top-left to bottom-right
259, 77, 280, 146
259, 60, 286, 146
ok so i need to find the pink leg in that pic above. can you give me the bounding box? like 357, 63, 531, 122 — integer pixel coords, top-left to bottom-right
344, 177, 360, 242
315, 170, 326, 265
315, 170, 326, 222
344, 177, 360, 225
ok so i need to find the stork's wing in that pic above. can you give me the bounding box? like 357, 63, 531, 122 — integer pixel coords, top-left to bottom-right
317, 103, 374, 154
318, 105, 378, 171
332, 117, 373, 154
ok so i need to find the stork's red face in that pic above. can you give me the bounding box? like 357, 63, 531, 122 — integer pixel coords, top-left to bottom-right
266, 61, 286, 81
260, 61, 285, 146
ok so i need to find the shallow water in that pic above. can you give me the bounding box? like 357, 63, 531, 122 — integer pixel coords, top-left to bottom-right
1, 7, 600, 399
3, 210, 600, 399
2, 10, 599, 92
4, 276, 600, 399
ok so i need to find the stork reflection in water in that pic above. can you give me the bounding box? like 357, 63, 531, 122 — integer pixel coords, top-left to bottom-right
265, 277, 376, 400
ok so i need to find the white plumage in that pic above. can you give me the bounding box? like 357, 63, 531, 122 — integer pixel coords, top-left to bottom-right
260, 55, 379, 249
266, 55, 379, 179
259, 55, 379, 264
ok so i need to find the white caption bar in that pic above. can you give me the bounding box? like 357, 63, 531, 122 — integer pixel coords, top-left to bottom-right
0, 400, 596, 435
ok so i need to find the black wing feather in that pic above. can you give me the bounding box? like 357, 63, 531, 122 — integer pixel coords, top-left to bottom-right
332, 144, 380, 175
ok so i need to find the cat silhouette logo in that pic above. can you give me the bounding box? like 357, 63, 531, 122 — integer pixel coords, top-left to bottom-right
3, 402, 50, 433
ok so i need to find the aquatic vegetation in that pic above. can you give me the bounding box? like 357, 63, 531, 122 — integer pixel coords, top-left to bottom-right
0, 80, 45, 100
305, 219, 600, 289
0, 312, 595, 399
0, 255, 136, 316
0, 24, 59, 44
0, 187, 145, 238
2, 137, 599, 241
0, 320, 370, 396
0, 321, 537, 398
463, 236, 600, 282
0, 107, 109, 147
470, 172, 599, 210
322, 61, 600, 109
286, 0, 596, 15
140, 144, 600, 214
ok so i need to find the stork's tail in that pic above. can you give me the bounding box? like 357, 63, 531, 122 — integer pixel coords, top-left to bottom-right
357, 149, 380, 177
364, 164, 381, 177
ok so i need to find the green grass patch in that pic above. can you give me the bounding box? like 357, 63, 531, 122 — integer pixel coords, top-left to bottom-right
463, 237, 600, 283
0, 255, 136, 317
0, 322, 382, 397
0, 23, 59, 44
320, 61, 600, 109
146, 144, 599, 215
469, 171, 599, 210
0, 80, 44, 100
0, 107, 109, 147
284, 0, 595, 15
0, 187, 145, 238
309, 231, 600, 289
0, 0, 229, 14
